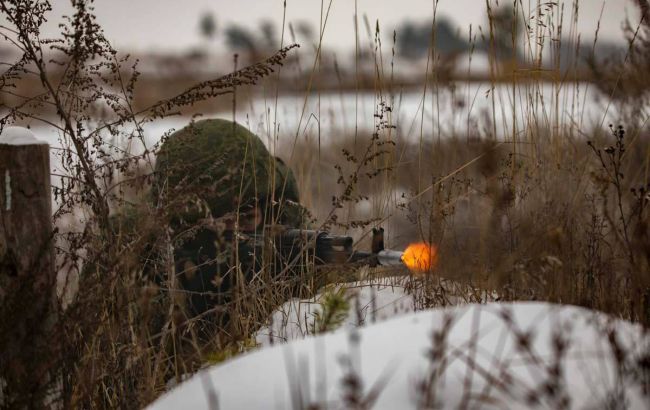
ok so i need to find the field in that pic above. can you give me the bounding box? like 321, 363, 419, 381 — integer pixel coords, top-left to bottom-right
0, 0, 649, 409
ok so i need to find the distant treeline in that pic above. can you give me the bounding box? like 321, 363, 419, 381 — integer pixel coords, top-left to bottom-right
394, 10, 624, 69
195, 7, 625, 69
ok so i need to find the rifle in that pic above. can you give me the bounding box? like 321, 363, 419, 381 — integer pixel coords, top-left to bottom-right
174, 224, 424, 320
247, 225, 406, 269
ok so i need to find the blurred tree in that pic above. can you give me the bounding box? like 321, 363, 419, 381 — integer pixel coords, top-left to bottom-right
225, 24, 257, 53
199, 11, 217, 41
296, 21, 315, 43
487, 4, 522, 61
397, 20, 421, 59
396, 17, 468, 60
259, 20, 277, 49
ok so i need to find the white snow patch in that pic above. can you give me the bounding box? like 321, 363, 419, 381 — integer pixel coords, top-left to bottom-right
149, 302, 649, 410
452, 51, 491, 76
255, 277, 417, 347
254, 274, 493, 348
0, 126, 47, 145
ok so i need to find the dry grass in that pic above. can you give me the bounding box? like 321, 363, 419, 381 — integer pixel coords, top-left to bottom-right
0, 0, 649, 408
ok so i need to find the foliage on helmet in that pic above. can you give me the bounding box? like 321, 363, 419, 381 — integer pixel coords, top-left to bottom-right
153, 119, 301, 227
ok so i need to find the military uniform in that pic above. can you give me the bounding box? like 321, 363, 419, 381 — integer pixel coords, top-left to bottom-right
153, 119, 303, 323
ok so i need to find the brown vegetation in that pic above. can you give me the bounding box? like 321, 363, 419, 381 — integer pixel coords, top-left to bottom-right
0, 0, 648, 408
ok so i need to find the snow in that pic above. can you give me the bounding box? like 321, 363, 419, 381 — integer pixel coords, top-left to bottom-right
148, 301, 649, 410
452, 51, 491, 76
0, 126, 46, 145
255, 276, 417, 346
254, 275, 495, 347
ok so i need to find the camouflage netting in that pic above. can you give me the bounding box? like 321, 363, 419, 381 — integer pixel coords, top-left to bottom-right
153, 118, 302, 228
150, 119, 306, 323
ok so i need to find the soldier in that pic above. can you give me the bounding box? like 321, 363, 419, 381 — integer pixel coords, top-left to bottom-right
153, 118, 304, 330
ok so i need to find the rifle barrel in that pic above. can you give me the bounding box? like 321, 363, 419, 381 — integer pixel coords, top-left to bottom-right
377, 249, 405, 266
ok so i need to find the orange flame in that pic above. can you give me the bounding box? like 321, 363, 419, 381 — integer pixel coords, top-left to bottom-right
402, 242, 438, 273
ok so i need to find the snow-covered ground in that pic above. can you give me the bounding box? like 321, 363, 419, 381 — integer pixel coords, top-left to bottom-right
254, 275, 496, 347
255, 276, 417, 347
149, 295, 649, 409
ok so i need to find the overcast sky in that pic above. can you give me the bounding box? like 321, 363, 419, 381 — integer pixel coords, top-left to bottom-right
35, 0, 641, 53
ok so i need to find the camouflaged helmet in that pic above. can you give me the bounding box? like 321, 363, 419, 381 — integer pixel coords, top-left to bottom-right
153, 119, 302, 227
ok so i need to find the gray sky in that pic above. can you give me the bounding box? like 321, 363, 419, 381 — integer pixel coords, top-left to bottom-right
40, 0, 640, 53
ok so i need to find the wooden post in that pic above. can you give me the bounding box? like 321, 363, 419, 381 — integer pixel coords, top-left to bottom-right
0, 127, 57, 407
